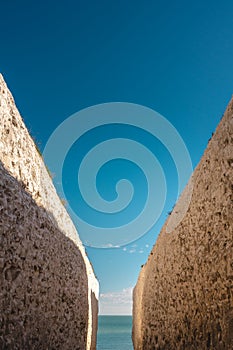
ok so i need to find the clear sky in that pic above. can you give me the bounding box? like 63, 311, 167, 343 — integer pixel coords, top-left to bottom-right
1, 0, 233, 315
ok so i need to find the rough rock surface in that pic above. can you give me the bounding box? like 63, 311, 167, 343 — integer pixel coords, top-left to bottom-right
0, 74, 99, 349
133, 97, 233, 349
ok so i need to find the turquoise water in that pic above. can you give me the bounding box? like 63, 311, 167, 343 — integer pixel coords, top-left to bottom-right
97, 316, 133, 350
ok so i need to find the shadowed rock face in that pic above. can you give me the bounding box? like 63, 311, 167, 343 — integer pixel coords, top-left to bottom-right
133, 97, 233, 350
0, 75, 99, 349
0, 162, 88, 349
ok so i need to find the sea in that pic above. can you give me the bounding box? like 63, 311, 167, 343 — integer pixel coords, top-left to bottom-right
97, 316, 133, 350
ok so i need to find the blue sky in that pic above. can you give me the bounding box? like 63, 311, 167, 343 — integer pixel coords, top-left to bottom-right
1, 0, 233, 314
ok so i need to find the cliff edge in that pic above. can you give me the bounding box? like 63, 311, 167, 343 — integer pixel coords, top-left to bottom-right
133, 97, 233, 349
0, 74, 99, 349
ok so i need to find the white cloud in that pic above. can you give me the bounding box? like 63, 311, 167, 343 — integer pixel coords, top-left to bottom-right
139, 250, 144, 253
129, 249, 136, 253
123, 247, 127, 251
99, 287, 133, 315
145, 244, 149, 248
103, 243, 121, 248
105, 243, 114, 248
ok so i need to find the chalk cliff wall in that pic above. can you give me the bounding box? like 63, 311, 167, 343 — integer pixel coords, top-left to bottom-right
133, 97, 233, 349
0, 74, 99, 349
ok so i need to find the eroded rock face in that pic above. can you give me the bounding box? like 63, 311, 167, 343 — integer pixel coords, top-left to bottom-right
133, 97, 233, 350
0, 74, 99, 349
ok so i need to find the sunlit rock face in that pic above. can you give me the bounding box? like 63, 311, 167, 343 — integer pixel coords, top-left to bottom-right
133, 97, 233, 350
0, 74, 99, 350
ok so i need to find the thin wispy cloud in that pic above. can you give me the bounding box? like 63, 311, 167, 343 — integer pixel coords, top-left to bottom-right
99, 287, 133, 315
129, 249, 136, 253
123, 245, 145, 254
105, 243, 113, 248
